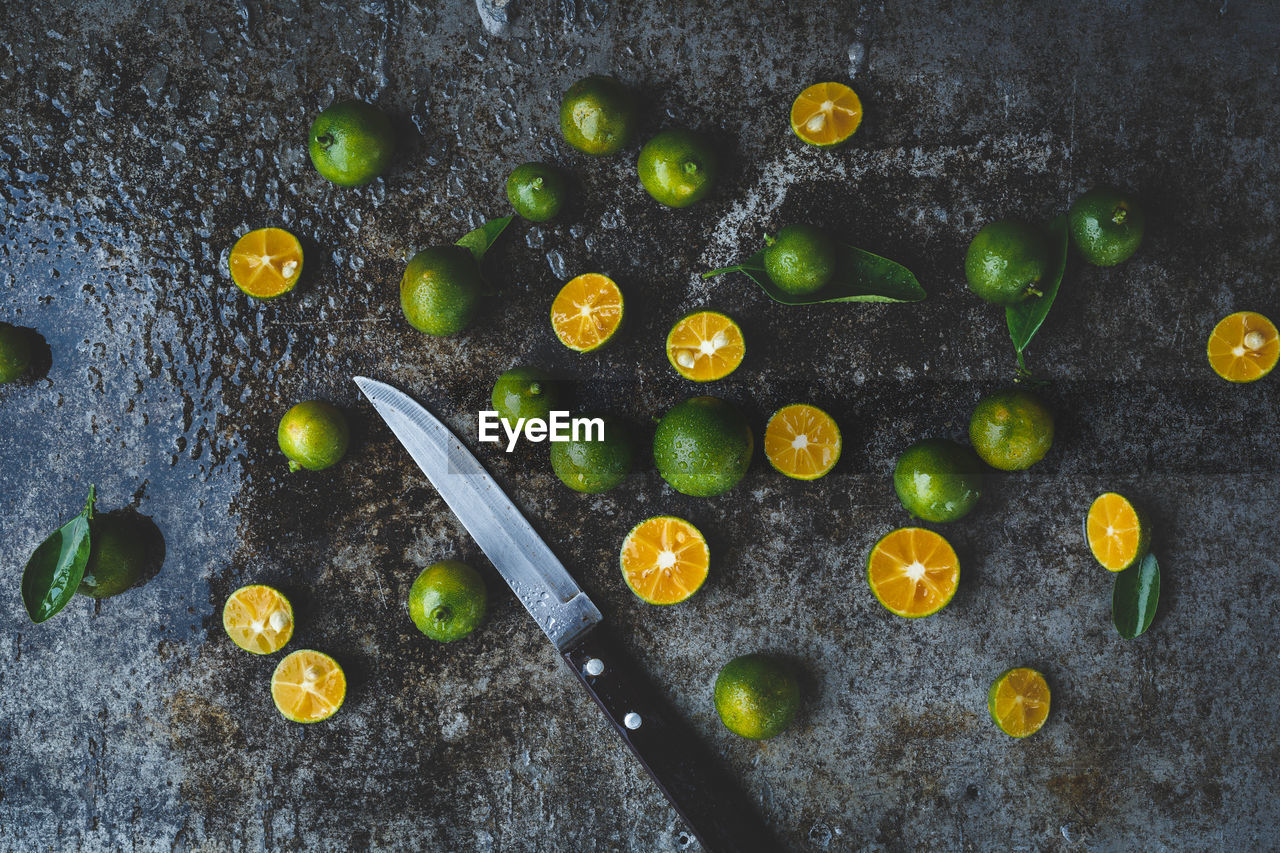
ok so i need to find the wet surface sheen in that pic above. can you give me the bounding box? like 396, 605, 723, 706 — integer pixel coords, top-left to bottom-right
2, 0, 1279, 850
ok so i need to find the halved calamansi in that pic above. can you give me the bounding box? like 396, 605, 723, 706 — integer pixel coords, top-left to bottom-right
1207, 311, 1278, 383
551, 273, 624, 352
271, 649, 346, 723
620, 516, 709, 605
666, 310, 745, 381
222, 584, 294, 654
988, 667, 1050, 738
764, 404, 841, 480
866, 527, 959, 618
1086, 492, 1148, 572
790, 82, 863, 147
228, 228, 303, 298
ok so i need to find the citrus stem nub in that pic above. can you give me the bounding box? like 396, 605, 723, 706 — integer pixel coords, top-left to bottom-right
1026, 286, 1044, 298
288, 460, 302, 473
1112, 205, 1128, 225
431, 605, 452, 623
683, 160, 700, 176
315, 133, 334, 150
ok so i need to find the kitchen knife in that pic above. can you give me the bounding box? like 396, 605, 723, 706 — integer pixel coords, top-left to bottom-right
355, 376, 777, 853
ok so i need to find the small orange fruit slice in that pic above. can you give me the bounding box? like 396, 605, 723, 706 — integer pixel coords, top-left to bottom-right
1207, 311, 1279, 382
620, 516, 709, 605
271, 649, 346, 723
228, 227, 304, 298
1086, 492, 1149, 572
790, 82, 863, 147
866, 527, 959, 618
222, 584, 294, 654
551, 273, 624, 352
988, 667, 1050, 737
666, 310, 745, 381
764, 404, 841, 480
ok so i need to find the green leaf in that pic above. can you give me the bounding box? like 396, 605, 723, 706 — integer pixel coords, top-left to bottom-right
1005, 215, 1069, 370
1112, 551, 1160, 639
702, 243, 925, 304
21, 485, 96, 624
456, 216, 513, 264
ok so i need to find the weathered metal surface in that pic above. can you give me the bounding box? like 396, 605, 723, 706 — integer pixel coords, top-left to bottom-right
2, 0, 1278, 850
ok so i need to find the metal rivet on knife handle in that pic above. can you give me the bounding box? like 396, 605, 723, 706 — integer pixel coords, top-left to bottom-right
585, 658, 604, 676
624, 712, 642, 730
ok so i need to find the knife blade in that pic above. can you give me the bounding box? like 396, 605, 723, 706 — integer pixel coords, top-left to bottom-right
354, 376, 601, 651
355, 377, 778, 853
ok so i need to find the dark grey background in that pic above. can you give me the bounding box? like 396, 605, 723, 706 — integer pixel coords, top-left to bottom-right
2, 0, 1279, 850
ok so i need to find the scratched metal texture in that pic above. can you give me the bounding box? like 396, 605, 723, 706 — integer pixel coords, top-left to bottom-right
1, 0, 1278, 850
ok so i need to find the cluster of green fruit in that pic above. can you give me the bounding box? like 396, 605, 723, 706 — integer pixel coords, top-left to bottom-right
393, 75, 723, 340
894, 389, 1054, 523
965, 186, 1145, 307
492, 367, 754, 499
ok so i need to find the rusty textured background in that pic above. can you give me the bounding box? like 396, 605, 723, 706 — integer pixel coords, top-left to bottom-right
3, 0, 1280, 850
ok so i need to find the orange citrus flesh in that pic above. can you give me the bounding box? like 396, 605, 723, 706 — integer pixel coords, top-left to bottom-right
989, 667, 1050, 738
222, 584, 294, 654
1086, 492, 1144, 571
764, 404, 841, 480
551, 273, 624, 352
228, 227, 304, 298
620, 516, 710, 605
866, 527, 959, 618
271, 650, 346, 723
666, 310, 745, 381
1207, 311, 1279, 382
790, 82, 863, 147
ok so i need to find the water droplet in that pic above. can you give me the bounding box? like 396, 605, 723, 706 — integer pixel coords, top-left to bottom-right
847, 41, 867, 78
546, 249, 568, 279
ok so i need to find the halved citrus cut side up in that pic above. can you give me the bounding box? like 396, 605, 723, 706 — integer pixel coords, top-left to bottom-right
764, 404, 841, 480
1207, 311, 1279, 383
1086, 492, 1147, 572
271, 649, 346, 723
790, 82, 863, 147
666, 310, 745, 381
228, 227, 304, 299
222, 584, 294, 654
866, 527, 959, 618
620, 516, 709, 605
551, 273, 624, 352
988, 667, 1050, 738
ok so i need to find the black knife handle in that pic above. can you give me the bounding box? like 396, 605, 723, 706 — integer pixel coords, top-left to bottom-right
562, 628, 778, 853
